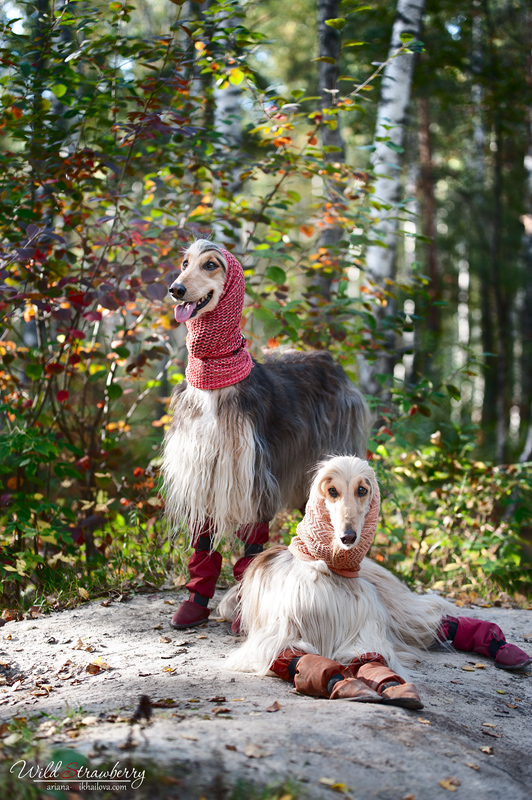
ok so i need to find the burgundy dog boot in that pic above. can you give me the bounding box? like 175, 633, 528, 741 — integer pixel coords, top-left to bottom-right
231, 523, 270, 634
170, 593, 210, 629
441, 615, 532, 670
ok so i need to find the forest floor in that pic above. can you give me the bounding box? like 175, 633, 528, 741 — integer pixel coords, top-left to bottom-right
1, 590, 531, 800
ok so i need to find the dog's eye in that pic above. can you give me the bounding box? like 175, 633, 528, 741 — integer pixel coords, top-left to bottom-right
357, 486, 368, 497
182, 259, 188, 269
328, 487, 338, 498
203, 260, 218, 271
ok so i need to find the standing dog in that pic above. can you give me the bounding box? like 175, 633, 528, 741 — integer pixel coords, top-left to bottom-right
219, 456, 531, 707
162, 240, 371, 628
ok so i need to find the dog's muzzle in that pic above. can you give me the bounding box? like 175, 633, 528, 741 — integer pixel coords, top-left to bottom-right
340, 529, 357, 546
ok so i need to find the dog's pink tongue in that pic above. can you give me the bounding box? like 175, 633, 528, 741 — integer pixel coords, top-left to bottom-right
174, 302, 197, 323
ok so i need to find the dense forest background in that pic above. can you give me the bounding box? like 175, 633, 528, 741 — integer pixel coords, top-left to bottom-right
1, 0, 531, 610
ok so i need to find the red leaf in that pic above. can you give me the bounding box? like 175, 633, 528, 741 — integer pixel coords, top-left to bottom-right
56, 390, 69, 403
408, 405, 418, 416
45, 363, 64, 375
68, 329, 86, 340
84, 310, 102, 322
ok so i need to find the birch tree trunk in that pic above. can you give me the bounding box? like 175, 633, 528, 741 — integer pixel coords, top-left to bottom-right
360, 0, 426, 395
316, 0, 346, 301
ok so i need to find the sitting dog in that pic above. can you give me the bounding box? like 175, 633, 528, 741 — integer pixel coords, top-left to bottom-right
219, 456, 531, 708
163, 240, 370, 629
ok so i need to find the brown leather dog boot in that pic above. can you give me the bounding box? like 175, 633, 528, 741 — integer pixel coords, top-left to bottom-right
292, 654, 381, 703
355, 658, 423, 710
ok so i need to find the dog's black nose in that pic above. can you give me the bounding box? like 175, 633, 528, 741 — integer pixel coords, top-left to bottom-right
170, 283, 186, 299
341, 529, 357, 545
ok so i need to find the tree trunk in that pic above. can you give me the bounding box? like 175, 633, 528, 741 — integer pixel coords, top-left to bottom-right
360, 0, 426, 395
315, 0, 347, 301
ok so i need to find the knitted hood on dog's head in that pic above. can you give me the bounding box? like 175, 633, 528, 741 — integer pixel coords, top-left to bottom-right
185, 250, 253, 390
288, 476, 380, 577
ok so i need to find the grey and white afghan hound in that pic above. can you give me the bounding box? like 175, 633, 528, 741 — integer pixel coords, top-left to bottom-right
161, 239, 371, 628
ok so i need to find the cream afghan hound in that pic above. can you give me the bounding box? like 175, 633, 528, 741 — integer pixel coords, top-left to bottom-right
219, 456, 454, 681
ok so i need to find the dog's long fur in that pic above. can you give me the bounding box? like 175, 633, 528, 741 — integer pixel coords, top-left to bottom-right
162, 241, 371, 547
219, 457, 454, 680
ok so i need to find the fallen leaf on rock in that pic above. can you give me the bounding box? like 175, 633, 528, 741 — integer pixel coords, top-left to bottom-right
86, 656, 110, 674
100, 599, 113, 607
232, 698, 245, 701
212, 706, 231, 715
72, 638, 85, 650
461, 665, 476, 672
66, 730, 80, 738
418, 718, 431, 725
213, 617, 226, 622
496, 689, 506, 694
119, 740, 137, 749
266, 701, 282, 713
151, 699, 180, 708
195, 634, 207, 640
180, 732, 198, 741
209, 696, 226, 703
5, 633, 12, 640
159, 636, 171, 643
225, 744, 237, 751
4, 733, 22, 746
139, 672, 152, 677
164, 600, 175, 606
449, 680, 462, 684
162, 667, 176, 674
153, 624, 163, 630
174, 575, 187, 587
482, 730, 501, 738
439, 777, 460, 791
473, 663, 487, 669
318, 778, 336, 786
465, 763, 479, 770
482, 722, 497, 728
1, 610, 17, 622
480, 746, 494, 754
160, 654, 175, 660
81, 716, 98, 726
78, 588, 89, 601
522, 633, 532, 642
244, 743, 271, 758
506, 703, 517, 709
402, 795, 416, 800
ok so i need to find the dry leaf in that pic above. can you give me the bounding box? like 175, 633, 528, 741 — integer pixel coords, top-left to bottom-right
496, 689, 506, 694
78, 587, 89, 600
195, 634, 207, 640
5, 634, 12, 640
180, 732, 198, 741
159, 636, 171, 643
139, 672, 152, 677
162, 667, 176, 673
212, 706, 231, 715
4, 733, 22, 746
438, 777, 461, 791
225, 744, 237, 751
482, 722, 497, 728
318, 778, 336, 786
461, 665, 475, 672
480, 746, 494, 754
482, 730, 501, 738
266, 701, 282, 713
100, 599, 112, 607
418, 717, 431, 725
209, 695, 226, 703
473, 663, 487, 669
153, 624, 163, 630
506, 703, 517, 709
465, 763, 479, 770
244, 743, 271, 758
86, 663, 100, 675
81, 716, 98, 726
164, 600, 175, 605
66, 730, 80, 738
151, 699, 180, 708
0, 723, 10, 736
174, 575, 187, 587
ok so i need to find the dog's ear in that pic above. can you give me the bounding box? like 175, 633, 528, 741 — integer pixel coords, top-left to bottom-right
317, 476, 331, 499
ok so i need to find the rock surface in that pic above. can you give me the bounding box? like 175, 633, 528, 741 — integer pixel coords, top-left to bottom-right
1, 591, 531, 799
